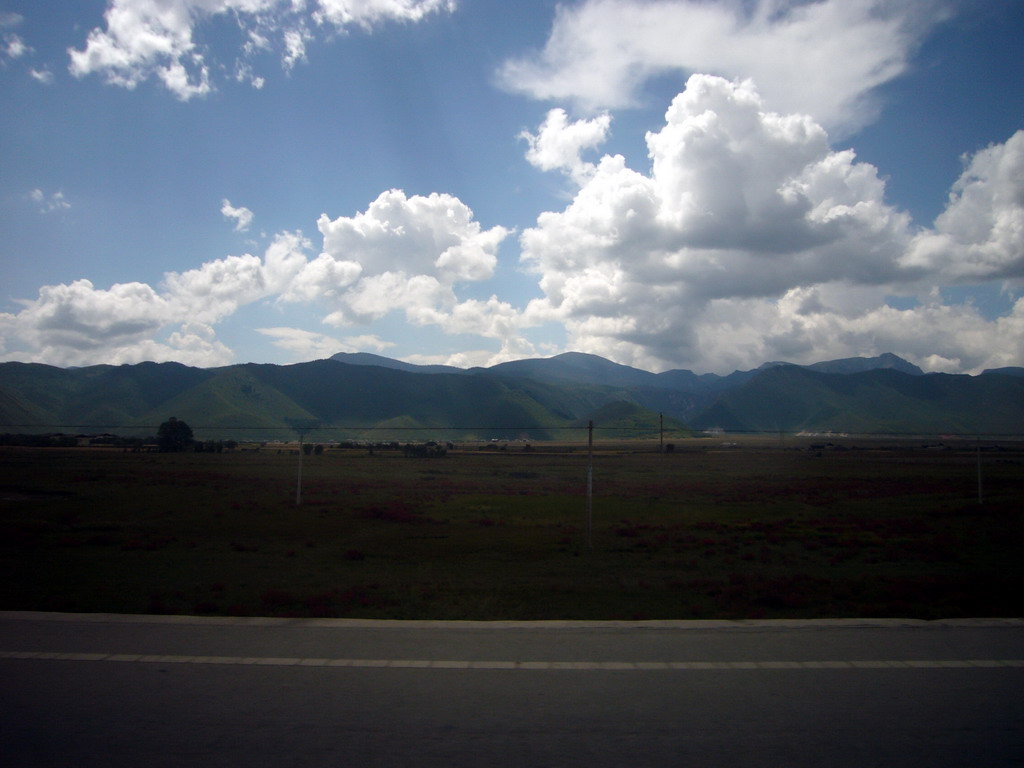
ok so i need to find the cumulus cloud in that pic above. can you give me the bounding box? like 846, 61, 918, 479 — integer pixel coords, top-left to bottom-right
164, 230, 312, 324
904, 131, 1024, 282
221, 199, 254, 231
256, 327, 393, 359
307, 189, 534, 364
1, 190, 519, 367
520, 108, 611, 184
314, 189, 511, 325
0, 232, 311, 367
518, 74, 1023, 374
499, 0, 949, 136
68, 0, 456, 100
5, 69, 1020, 374
685, 290, 1024, 375
68, 0, 213, 100
0, 279, 180, 366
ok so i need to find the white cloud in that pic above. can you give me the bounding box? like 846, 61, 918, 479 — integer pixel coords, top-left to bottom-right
1, 232, 311, 367
256, 327, 393, 359
903, 131, 1024, 282
29, 189, 71, 213
29, 67, 54, 84
5, 68, 1020, 376
0, 15, 50, 84
0, 279, 176, 366
1, 190, 516, 367
407, 342, 538, 370
499, 0, 950, 136
281, 25, 310, 71
163, 253, 268, 324
314, 189, 510, 325
317, 189, 506, 281
0, 286, 226, 367
517, 74, 1022, 374
280, 253, 362, 303
68, 0, 456, 100
313, 0, 455, 29
157, 322, 234, 367
1, 14, 29, 63
68, 0, 214, 100
2, 32, 29, 60
521, 75, 910, 310
310, 191, 529, 358
163, 230, 312, 323
520, 108, 611, 184
329, 271, 449, 325
234, 61, 265, 88
686, 290, 1024, 375
221, 198, 254, 231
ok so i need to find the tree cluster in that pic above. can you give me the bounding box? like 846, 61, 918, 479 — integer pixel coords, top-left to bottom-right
157, 417, 193, 452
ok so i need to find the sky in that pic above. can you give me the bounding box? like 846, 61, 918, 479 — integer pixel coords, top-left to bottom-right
1, 0, 1022, 375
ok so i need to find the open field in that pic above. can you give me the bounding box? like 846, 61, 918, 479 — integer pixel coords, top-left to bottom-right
1, 438, 1021, 619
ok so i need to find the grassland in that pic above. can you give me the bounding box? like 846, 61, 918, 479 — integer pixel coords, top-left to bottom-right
1, 438, 1021, 620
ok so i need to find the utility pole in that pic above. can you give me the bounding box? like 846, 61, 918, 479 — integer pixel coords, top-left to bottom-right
660, 412, 664, 453
296, 429, 307, 507
977, 436, 984, 506
286, 419, 319, 507
586, 420, 593, 550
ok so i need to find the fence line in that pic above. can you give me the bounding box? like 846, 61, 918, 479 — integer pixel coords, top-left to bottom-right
1, 423, 1023, 439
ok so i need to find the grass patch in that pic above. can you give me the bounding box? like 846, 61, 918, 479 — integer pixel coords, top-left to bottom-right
1, 440, 1021, 619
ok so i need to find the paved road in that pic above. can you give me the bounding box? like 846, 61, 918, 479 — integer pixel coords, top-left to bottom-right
2, 612, 1022, 767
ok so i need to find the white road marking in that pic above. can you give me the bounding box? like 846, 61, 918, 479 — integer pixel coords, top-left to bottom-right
2, 650, 1023, 670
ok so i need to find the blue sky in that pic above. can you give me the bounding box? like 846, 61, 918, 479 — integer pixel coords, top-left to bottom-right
1, 0, 1022, 374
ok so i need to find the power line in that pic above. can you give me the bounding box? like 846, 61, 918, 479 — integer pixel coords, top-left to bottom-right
0, 423, 1021, 438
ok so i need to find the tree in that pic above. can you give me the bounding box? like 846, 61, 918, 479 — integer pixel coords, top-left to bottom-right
157, 417, 193, 452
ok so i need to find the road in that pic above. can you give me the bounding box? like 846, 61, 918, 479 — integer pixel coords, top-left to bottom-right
2, 612, 1022, 767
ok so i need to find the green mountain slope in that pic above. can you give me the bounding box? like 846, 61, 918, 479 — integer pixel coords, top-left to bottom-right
571, 401, 690, 438
0, 360, 593, 440
329, 352, 465, 375
135, 366, 316, 437
0, 363, 86, 425
0, 383, 55, 429
236, 361, 594, 440
488, 351, 659, 388
691, 366, 1024, 434
2, 355, 1022, 440
0, 361, 214, 429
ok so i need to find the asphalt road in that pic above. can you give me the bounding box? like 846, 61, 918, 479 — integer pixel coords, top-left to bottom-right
2, 612, 1022, 767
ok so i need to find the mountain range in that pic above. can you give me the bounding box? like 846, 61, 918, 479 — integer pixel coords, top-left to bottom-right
0, 352, 1021, 441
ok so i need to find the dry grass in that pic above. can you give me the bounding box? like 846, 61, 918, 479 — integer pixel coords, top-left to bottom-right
1, 438, 1021, 619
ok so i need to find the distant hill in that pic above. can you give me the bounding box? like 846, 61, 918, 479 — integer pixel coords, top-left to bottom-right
487, 351, 925, 391
482, 352, 932, 424
691, 366, 1024, 435
0, 359, 629, 441
329, 352, 465, 375
0, 361, 215, 430
487, 352, 660, 389
0, 352, 1021, 439
804, 352, 924, 376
